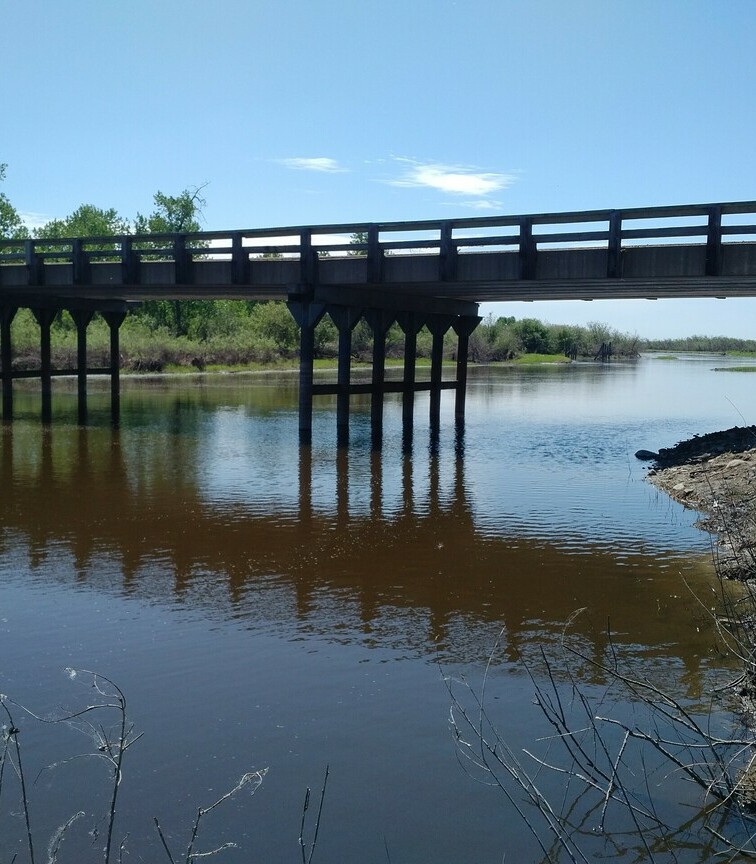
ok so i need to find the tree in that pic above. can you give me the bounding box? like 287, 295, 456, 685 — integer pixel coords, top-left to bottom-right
348, 231, 368, 257
133, 186, 206, 235
37, 204, 130, 241
33, 204, 131, 333
133, 186, 211, 338
512, 317, 553, 354
0, 163, 29, 240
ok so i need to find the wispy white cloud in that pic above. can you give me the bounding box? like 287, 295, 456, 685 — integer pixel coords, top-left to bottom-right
388, 158, 515, 200
457, 199, 502, 211
278, 157, 348, 173
20, 211, 51, 230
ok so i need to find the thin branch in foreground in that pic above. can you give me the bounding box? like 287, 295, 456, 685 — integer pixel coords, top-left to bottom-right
300, 765, 330, 864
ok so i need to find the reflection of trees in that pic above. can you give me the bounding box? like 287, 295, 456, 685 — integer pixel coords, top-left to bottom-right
0, 403, 716, 691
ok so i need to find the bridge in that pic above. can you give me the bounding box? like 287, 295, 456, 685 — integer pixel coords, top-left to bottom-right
2, 200, 756, 442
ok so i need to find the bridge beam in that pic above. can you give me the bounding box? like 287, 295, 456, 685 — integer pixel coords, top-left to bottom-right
426, 315, 454, 429
69, 309, 94, 424
328, 306, 362, 447
364, 309, 395, 450
396, 312, 424, 447
453, 316, 482, 424
103, 310, 126, 426
288, 300, 326, 446
32, 307, 56, 424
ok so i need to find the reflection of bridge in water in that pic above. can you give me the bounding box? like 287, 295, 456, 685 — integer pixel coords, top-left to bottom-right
2, 201, 756, 444
0, 418, 718, 687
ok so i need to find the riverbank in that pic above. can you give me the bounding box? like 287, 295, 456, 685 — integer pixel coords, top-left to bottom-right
642, 426, 756, 580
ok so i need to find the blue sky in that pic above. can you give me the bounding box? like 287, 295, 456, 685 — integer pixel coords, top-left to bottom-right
3, 0, 756, 338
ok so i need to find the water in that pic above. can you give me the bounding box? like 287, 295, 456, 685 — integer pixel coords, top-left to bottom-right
0, 354, 754, 862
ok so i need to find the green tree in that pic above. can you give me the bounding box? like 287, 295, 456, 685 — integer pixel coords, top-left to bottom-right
133, 187, 206, 235
512, 318, 553, 354
249, 302, 299, 354
348, 231, 368, 257
37, 204, 129, 241
34, 203, 131, 333
552, 325, 583, 358
133, 186, 212, 338
0, 163, 29, 241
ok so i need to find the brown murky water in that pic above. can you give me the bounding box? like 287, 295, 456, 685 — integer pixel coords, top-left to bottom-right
0, 356, 754, 862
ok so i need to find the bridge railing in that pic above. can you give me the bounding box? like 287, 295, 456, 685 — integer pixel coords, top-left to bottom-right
2, 201, 756, 285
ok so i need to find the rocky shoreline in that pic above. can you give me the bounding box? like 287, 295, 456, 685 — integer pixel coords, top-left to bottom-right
638, 426, 756, 580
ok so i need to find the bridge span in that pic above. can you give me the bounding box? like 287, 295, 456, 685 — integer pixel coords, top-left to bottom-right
2, 200, 756, 442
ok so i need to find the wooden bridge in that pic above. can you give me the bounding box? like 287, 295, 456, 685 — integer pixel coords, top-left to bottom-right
2, 200, 756, 442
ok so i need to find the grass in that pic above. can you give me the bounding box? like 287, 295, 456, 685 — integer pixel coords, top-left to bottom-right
712, 365, 756, 372
510, 353, 572, 365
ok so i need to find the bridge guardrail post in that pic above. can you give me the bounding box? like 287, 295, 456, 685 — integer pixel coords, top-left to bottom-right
231, 232, 249, 284
300, 229, 317, 285
706, 205, 722, 277
25, 239, 43, 286
367, 225, 382, 284
121, 236, 137, 284
518, 217, 536, 280
72, 238, 88, 285
174, 234, 190, 284
439, 221, 457, 281
607, 210, 623, 278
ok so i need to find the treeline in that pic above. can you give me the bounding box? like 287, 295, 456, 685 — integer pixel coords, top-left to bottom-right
7, 307, 643, 372
468, 316, 640, 361
1, 164, 643, 369
644, 335, 756, 353
1, 164, 219, 342
2, 163, 745, 370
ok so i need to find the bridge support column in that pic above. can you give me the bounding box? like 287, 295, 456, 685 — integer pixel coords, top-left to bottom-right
70, 309, 94, 425
396, 312, 423, 452
1, 306, 16, 422
336, 447, 349, 523
103, 311, 126, 426
32, 308, 56, 424
426, 315, 453, 430
453, 315, 482, 425
288, 301, 326, 446
364, 310, 395, 450
329, 306, 362, 447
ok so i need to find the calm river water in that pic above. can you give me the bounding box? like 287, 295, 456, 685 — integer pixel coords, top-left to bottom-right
1, 354, 755, 862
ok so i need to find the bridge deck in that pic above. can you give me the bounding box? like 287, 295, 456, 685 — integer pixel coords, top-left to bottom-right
2, 200, 756, 309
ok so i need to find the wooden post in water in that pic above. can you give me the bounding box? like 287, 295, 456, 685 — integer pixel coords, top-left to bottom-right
329, 306, 362, 447
364, 309, 394, 450
396, 312, 423, 452
103, 311, 126, 425
426, 315, 453, 430
288, 300, 326, 446
336, 447, 349, 524
1, 306, 16, 422
70, 309, 94, 424
453, 315, 481, 425
32, 308, 56, 424
396, 312, 423, 422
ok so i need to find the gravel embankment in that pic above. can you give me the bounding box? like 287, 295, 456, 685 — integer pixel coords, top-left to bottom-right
640, 426, 756, 579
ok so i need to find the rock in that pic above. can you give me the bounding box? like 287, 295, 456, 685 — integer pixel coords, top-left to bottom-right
635, 449, 659, 460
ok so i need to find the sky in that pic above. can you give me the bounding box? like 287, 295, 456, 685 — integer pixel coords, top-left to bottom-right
2, 0, 756, 339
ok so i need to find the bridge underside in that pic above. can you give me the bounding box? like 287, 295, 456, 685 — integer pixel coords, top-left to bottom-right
0, 281, 482, 446
4, 202, 756, 440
